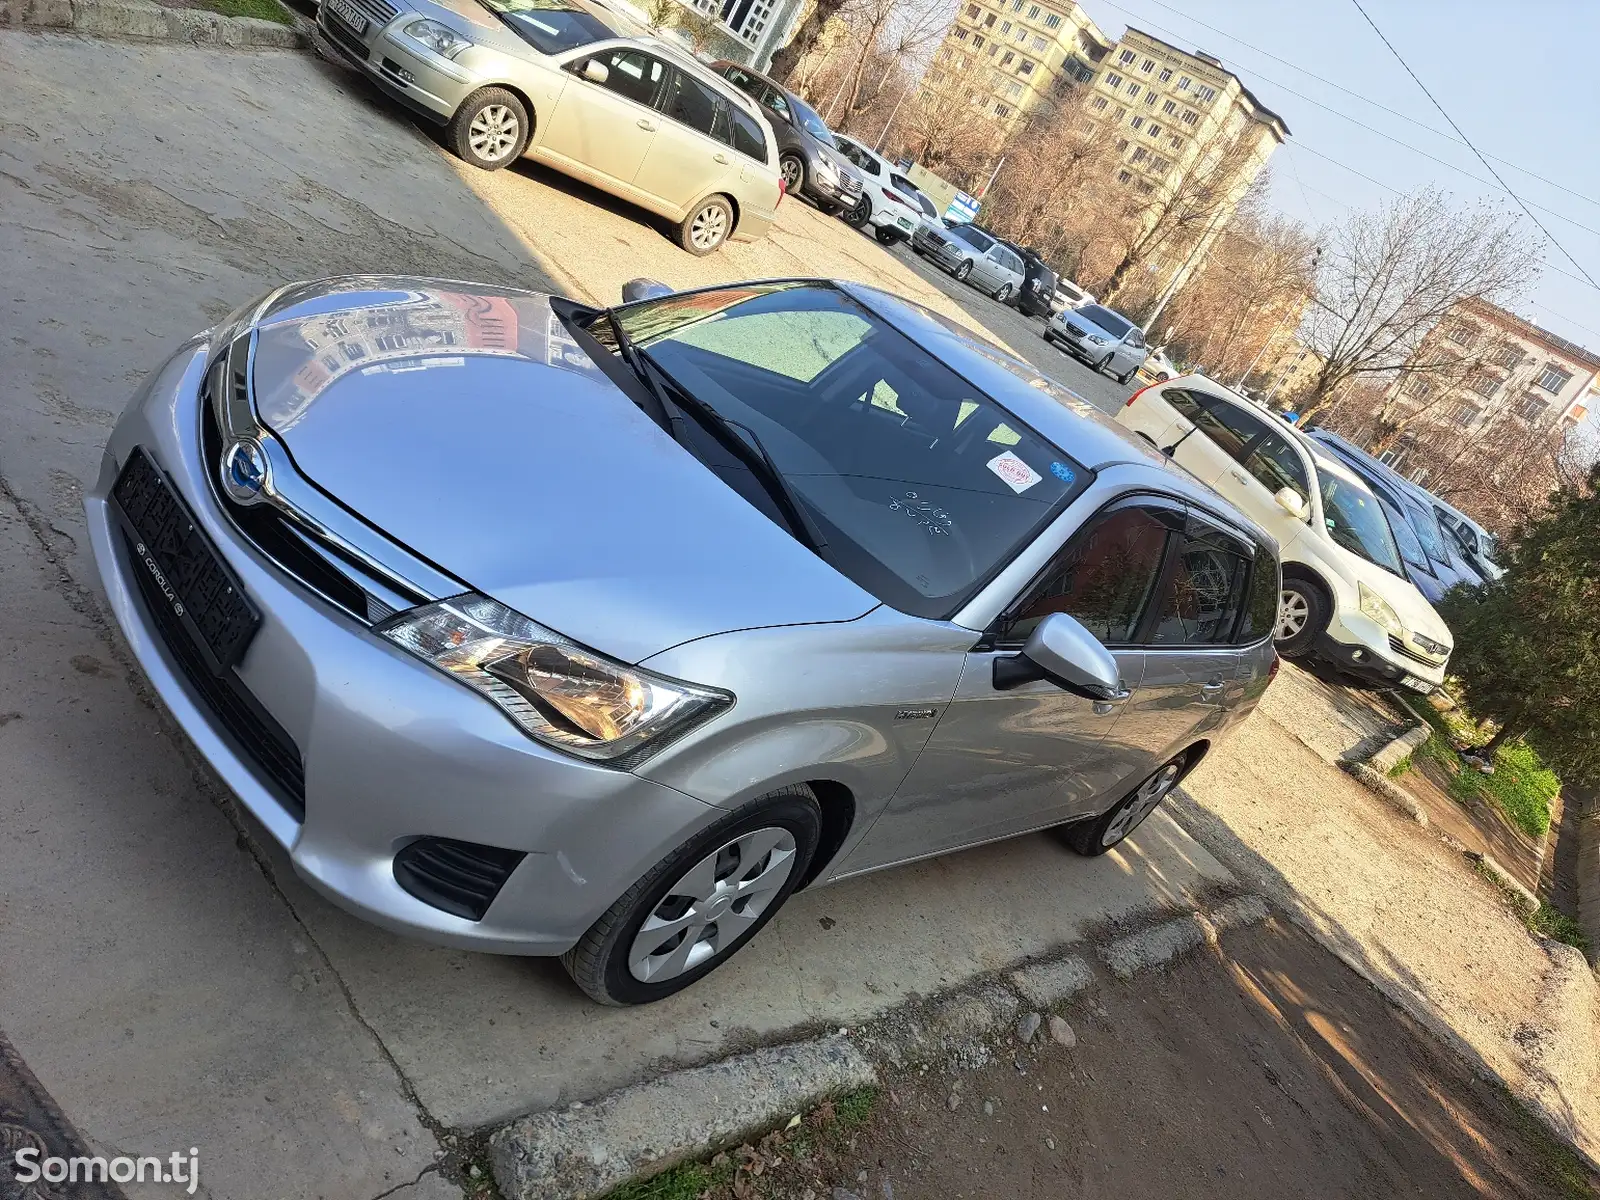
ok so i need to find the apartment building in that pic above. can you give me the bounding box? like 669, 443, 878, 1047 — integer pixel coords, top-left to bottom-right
922, 0, 1112, 128
1082, 30, 1287, 293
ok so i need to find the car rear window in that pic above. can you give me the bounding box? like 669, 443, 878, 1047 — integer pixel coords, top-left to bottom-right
477, 0, 616, 53
1076, 305, 1131, 338
617, 283, 1092, 619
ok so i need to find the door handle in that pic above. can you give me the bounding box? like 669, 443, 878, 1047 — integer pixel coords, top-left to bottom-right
713, 152, 730, 164
1228, 469, 1251, 485
637, 118, 657, 131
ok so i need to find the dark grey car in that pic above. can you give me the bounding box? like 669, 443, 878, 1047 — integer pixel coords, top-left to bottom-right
709, 61, 863, 214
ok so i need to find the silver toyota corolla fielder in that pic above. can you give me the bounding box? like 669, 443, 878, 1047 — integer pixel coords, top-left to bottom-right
87, 276, 1281, 1005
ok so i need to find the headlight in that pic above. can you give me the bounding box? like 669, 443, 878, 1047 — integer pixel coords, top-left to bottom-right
1357, 582, 1404, 637
1087, 334, 1109, 345
379, 595, 732, 763
405, 18, 471, 58
814, 157, 840, 181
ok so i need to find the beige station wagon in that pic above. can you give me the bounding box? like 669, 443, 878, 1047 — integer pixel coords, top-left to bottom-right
315, 0, 783, 253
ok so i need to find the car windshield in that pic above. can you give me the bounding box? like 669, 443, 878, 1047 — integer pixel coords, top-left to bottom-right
613, 283, 1091, 619
1378, 495, 1431, 574
1076, 305, 1131, 338
947, 225, 993, 252
788, 95, 836, 146
476, 0, 617, 52
1319, 472, 1405, 575
1402, 499, 1454, 565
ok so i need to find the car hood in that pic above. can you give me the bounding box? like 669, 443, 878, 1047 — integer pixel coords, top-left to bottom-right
1338, 549, 1453, 650
249, 278, 879, 663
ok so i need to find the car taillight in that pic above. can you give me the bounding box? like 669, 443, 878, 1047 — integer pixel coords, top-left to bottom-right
883, 188, 911, 207
1124, 381, 1159, 407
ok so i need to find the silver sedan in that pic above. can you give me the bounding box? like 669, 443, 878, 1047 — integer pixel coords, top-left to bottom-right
87, 275, 1280, 1005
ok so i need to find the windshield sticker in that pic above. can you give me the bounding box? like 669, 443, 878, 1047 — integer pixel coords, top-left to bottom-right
889, 491, 952, 535
1050, 461, 1075, 483
987, 451, 1042, 494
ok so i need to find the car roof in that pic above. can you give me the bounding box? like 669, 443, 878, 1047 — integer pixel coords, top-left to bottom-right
838, 282, 1277, 548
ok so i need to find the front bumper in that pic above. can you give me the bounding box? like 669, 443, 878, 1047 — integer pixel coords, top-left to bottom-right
1314, 612, 1447, 694
808, 170, 861, 207
316, 7, 479, 124
85, 340, 724, 955
1047, 323, 1108, 359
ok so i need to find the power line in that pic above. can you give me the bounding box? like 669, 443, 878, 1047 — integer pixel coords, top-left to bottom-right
1132, 0, 1600, 213
1346, 0, 1600, 293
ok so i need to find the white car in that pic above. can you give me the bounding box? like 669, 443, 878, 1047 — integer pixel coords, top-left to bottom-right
1051, 278, 1095, 314
832, 135, 927, 245
1138, 346, 1178, 383
1116, 375, 1453, 694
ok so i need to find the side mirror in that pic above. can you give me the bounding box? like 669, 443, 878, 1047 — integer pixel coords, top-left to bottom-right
993, 612, 1129, 700
1274, 487, 1308, 519
620, 277, 672, 304
582, 59, 610, 84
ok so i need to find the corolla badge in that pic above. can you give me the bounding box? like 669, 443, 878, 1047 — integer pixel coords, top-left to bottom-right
221, 438, 271, 503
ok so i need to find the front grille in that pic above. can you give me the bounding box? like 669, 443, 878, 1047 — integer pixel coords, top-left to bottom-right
319, 12, 369, 59
1388, 634, 1443, 667
341, 0, 396, 21
1065, 322, 1086, 337
394, 838, 527, 921
842, 175, 863, 195
123, 530, 306, 820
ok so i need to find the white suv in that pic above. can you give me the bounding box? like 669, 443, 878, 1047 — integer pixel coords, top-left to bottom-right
1116, 376, 1453, 693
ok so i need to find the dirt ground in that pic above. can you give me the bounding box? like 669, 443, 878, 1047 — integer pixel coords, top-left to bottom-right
686, 920, 1596, 1200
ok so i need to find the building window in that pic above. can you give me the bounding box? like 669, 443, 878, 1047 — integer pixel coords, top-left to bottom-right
1030, 34, 1046, 50
1492, 343, 1522, 369
965, 2, 979, 14
1010, 0, 1022, 9
1452, 401, 1482, 427
1117, 169, 1133, 183
972, 33, 984, 47
1000, 19, 1011, 33
1119, 48, 1136, 64
952, 26, 967, 39
1468, 373, 1498, 398
1092, 95, 1108, 111
1013, 25, 1026, 41
1181, 108, 1198, 125
987, 43, 998, 55
1445, 319, 1478, 346
1403, 376, 1432, 400
1019, 59, 1035, 75
1044, 12, 1060, 28
1115, 137, 1129, 151
1141, 57, 1156, 72
1147, 122, 1161, 137
1177, 75, 1191, 90
1105, 72, 1123, 88
1162, 98, 1177, 115
1006, 81, 1023, 97
1195, 84, 1217, 103
1515, 394, 1550, 421
1000, 49, 1014, 64
995, 103, 1011, 117
1158, 67, 1172, 82
1151, 155, 1170, 174
1131, 147, 1148, 163
1136, 180, 1155, 194
983, 12, 995, 26
1130, 115, 1144, 129
1126, 81, 1140, 96
1169, 134, 1183, 149
1143, 91, 1157, 106
1028, 3, 1040, 16
1112, 104, 1127, 119
1538, 364, 1574, 393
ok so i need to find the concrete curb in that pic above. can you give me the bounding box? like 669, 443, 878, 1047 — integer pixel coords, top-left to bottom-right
1470, 850, 1541, 916
1367, 720, 1432, 776
1342, 760, 1429, 826
1, 0, 307, 48
488, 894, 1273, 1200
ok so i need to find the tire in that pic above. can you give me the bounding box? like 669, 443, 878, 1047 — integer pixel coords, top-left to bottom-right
953, 260, 973, 282
779, 153, 805, 197
994, 283, 1014, 304
1275, 574, 1330, 658
1117, 363, 1138, 385
1061, 754, 1188, 856
845, 198, 872, 228
447, 87, 529, 171
1095, 352, 1115, 375
874, 226, 899, 245
561, 785, 823, 1005
676, 194, 734, 255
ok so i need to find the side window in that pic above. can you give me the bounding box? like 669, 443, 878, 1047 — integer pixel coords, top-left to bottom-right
663, 70, 728, 140
1161, 387, 1209, 421
1127, 328, 1146, 348
1243, 433, 1311, 508
760, 87, 792, 123
728, 106, 769, 161
723, 65, 759, 95
1190, 399, 1266, 461
1151, 526, 1251, 645
580, 50, 667, 108
1238, 544, 1282, 642
998, 506, 1175, 647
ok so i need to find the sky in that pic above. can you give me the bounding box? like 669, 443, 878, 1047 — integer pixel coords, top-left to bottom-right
1072, 0, 1600, 355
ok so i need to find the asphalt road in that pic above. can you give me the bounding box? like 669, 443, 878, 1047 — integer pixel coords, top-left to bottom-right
877, 238, 1141, 417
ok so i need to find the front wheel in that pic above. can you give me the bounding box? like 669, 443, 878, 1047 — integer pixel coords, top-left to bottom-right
953, 260, 973, 282
994, 283, 1014, 303
1096, 352, 1115, 375
677, 195, 733, 255
562, 786, 822, 1005
1062, 755, 1187, 856
1275, 576, 1330, 658
845, 198, 872, 228
448, 87, 529, 170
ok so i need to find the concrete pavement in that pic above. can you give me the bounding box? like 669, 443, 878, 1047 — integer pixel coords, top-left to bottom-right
2, 30, 1227, 1198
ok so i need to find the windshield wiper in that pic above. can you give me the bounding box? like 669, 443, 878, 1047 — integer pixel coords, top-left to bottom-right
607, 314, 677, 437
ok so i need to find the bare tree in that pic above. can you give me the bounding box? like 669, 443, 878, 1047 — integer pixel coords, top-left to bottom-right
893, 67, 1000, 185
977, 108, 1126, 256
768, 0, 854, 84
1296, 188, 1541, 424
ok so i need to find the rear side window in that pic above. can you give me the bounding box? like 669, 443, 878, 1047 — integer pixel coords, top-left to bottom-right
728, 106, 768, 162
1191, 398, 1265, 460
999, 505, 1175, 647
1238, 544, 1281, 642
1161, 387, 1208, 421
1243, 432, 1311, 508
664, 71, 728, 140
1151, 527, 1250, 645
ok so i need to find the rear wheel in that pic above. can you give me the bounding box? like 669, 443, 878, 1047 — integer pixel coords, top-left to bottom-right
677, 195, 733, 255
1275, 575, 1330, 658
448, 87, 529, 170
1062, 755, 1187, 856
562, 787, 822, 1005
874, 226, 899, 244
780, 153, 805, 196
994, 283, 1014, 303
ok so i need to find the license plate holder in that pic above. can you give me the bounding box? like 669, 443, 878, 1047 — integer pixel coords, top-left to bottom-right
112, 448, 260, 675
324, 0, 368, 34
1401, 674, 1434, 695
